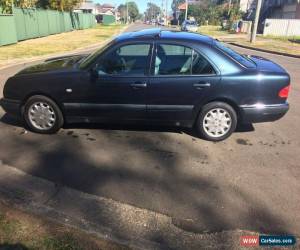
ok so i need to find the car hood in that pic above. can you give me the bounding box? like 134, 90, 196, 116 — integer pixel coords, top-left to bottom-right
16, 54, 87, 75
248, 55, 287, 73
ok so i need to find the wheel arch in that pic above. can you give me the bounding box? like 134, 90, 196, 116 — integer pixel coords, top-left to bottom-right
194, 97, 241, 124
21, 92, 66, 119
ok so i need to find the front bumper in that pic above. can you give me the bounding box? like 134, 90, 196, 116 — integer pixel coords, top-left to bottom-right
0, 98, 21, 117
239, 103, 289, 123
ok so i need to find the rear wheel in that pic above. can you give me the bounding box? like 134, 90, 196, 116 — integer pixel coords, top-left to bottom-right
196, 102, 237, 141
23, 95, 63, 134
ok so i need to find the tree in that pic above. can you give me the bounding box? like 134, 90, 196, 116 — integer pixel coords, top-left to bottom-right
0, 0, 82, 12
0, 0, 13, 13
171, 0, 184, 13
47, 0, 82, 11
14, 0, 37, 8
118, 4, 127, 23
118, 2, 139, 23
144, 2, 161, 21
127, 1, 139, 22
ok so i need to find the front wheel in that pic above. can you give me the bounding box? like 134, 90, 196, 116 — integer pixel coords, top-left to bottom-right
23, 95, 64, 134
196, 102, 237, 141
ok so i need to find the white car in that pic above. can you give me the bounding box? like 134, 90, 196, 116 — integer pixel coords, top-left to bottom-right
181, 20, 199, 32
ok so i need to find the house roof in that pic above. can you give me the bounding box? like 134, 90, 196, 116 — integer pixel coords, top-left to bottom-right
102, 3, 114, 9
77, 1, 95, 10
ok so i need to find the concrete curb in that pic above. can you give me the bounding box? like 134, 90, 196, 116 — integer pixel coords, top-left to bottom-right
0, 25, 130, 71
0, 162, 258, 250
229, 42, 300, 59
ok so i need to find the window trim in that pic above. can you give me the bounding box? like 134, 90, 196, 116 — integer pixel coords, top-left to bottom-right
150, 41, 220, 77
213, 40, 256, 69
90, 41, 154, 77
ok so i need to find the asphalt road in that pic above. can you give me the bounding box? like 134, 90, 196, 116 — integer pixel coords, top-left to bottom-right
0, 24, 299, 236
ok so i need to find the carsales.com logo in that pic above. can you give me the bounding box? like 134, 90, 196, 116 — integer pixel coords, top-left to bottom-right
240, 235, 296, 247
240, 236, 259, 247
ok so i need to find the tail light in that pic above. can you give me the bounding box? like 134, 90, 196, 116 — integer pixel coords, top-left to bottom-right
278, 85, 290, 98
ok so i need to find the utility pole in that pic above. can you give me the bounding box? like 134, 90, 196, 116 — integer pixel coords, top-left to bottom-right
126, 0, 129, 24
250, 0, 263, 43
185, 0, 188, 21
165, 0, 168, 26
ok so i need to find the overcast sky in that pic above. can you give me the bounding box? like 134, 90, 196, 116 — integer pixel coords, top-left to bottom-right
94, 0, 173, 13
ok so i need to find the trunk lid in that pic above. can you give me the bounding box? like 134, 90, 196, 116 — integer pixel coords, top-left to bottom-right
248, 55, 287, 74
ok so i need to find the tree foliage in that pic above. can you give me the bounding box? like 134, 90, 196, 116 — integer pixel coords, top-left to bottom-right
0, 0, 82, 13
118, 1, 139, 22
171, 0, 184, 12
47, 0, 82, 11
144, 2, 161, 21
128, 1, 139, 21
177, 1, 242, 27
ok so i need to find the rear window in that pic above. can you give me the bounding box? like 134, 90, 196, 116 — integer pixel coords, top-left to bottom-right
214, 41, 256, 68
187, 21, 197, 25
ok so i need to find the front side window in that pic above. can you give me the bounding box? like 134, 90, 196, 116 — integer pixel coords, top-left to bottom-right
155, 44, 215, 76
97, 44, 151, 76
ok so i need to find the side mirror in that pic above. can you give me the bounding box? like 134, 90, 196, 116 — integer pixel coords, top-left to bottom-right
90, 66, 99, 80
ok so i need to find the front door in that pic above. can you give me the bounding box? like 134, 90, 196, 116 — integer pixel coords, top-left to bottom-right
147, 42, 221, 125
81, 42, 153, 121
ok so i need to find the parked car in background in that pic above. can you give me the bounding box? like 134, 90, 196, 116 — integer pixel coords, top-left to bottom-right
158, 19, 165, 26
0, 29, 290, 141
181, 20, 199, 32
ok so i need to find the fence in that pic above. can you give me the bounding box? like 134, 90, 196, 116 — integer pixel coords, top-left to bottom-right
263, 19, 300, 36
0, 8, 96, 46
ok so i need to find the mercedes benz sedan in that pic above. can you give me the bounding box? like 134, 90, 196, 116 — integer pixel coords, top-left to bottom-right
0, 29, 290, 141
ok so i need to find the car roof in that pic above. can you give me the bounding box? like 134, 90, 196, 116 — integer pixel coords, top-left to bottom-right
115, 28, 214, 45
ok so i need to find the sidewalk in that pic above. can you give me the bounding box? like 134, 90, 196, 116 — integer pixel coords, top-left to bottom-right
0, 162, 277, 250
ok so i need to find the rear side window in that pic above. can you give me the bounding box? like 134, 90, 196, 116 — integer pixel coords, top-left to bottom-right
155, 44, 215, 75
215, 41, 256, 68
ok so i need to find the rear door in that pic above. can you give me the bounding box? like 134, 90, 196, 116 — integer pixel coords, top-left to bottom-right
147, 42, 221, 125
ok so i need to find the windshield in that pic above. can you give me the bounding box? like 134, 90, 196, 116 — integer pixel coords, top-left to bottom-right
214, 41, 256, 68
79, 40, 115, 69
186, 21, 197, 26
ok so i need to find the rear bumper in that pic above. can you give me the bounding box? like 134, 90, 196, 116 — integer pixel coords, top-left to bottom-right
0, 98, 21, 117
239, 103, 289, 123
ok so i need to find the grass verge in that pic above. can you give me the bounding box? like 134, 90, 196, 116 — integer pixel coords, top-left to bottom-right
197, 25, 230, 37
198, 25, 300, 56
0, 201, 128, 250
0, 24, 125, 67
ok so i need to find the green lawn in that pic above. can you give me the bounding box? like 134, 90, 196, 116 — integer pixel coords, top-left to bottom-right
197, 25, 230, 37
0, 24, 126, 67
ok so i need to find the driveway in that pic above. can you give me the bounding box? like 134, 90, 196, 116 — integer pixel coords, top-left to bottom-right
0, 24, 299, 237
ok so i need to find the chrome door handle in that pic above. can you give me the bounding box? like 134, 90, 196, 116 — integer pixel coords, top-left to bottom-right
131, 83, 147, 88
193, 82, 211, 88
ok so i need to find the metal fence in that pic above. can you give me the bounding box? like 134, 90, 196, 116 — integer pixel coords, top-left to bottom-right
263, 19, 300, 36
0, 8, 96, 46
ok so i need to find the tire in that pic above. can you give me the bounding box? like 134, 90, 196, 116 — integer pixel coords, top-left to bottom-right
23, 95, 63, 134
196, 102, 237, 141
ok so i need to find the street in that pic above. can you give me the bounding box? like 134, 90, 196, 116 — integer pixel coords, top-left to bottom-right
0, 23, 299, 238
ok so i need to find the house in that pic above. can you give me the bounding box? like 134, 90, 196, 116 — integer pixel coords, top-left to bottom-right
94, 3, 120, 25
241, 0, 300, 20
239, 0, 256, 13
74, 0, 97, 14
